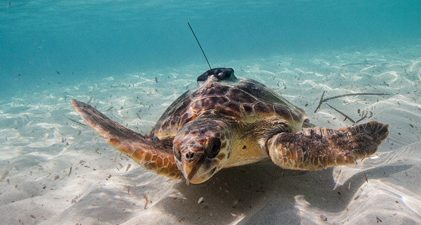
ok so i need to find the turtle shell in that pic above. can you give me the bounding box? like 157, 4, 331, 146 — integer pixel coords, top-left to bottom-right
151, 77, 306, 140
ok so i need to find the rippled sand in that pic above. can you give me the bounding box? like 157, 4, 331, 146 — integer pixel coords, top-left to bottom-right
1, 45, 421, 225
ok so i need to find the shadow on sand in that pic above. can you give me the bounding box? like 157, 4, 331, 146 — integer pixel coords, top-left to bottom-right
145, 161, 411, 225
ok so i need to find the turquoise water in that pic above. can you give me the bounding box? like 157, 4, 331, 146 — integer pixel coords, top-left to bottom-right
1, 1, 421, 225
1, 0, 421, 98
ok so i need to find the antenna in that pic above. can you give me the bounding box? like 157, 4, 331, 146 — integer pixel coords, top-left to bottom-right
187, 22, 212, 70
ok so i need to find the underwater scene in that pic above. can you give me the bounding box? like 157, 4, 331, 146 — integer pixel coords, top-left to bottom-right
1, 1, 421, 224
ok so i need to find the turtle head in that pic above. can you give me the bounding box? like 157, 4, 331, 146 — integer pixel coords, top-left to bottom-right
173, 118, 231, 184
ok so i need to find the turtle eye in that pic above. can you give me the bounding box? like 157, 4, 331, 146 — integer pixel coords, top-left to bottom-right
206, 138, 221, 158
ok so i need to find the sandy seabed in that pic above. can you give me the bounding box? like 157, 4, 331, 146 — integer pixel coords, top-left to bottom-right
1, 45, 421, 225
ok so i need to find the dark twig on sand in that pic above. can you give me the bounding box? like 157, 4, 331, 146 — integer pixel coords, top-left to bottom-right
323, 92, 390, 102
314, 91, 326, 113
326, 104, 356, 123
355, 115, 367, 124
355, 110, 369, 124
314, 92, 390, 113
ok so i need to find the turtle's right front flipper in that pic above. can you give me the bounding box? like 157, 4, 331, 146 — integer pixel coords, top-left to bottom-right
266, 121, 389, 170
71, 99, 181, 179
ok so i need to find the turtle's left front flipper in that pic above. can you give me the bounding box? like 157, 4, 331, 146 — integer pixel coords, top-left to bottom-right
71, 99, 181, 179
266, 121, 389, 170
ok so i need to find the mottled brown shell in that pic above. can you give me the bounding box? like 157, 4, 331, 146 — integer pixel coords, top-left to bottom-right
152, 79, 306, 140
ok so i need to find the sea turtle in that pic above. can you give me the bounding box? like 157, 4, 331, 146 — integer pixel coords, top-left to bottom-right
71, 68, 389, 184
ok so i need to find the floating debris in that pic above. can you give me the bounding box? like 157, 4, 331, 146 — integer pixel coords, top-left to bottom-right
315, 91, 390, 113
136, 112, 142, 120
87, 96, 93, 104
67, 117, 87, 127
143, 195, 150, 209
232, 199, 239, 208
341, 61, 373, 67
326, 104, 356, 123
125, 164, 132, 172
355, 111, 368, 124
197, 196, 204, 204
71, 194, 81, 204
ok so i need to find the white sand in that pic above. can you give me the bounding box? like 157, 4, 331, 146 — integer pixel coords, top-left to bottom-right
1, 45, 421, 225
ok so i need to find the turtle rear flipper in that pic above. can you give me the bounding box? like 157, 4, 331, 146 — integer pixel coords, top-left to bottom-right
71, 99, 181, 179
266, 121, 389, 170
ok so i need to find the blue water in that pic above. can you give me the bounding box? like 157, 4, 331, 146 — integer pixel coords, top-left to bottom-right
1, 0, 421, 98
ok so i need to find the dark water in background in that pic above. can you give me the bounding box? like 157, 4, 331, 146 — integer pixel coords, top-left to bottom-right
1, 0, 421, 98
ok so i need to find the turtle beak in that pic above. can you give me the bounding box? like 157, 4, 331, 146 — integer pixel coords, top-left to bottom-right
182, 164, 196, 185
182, 154, 205, 184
